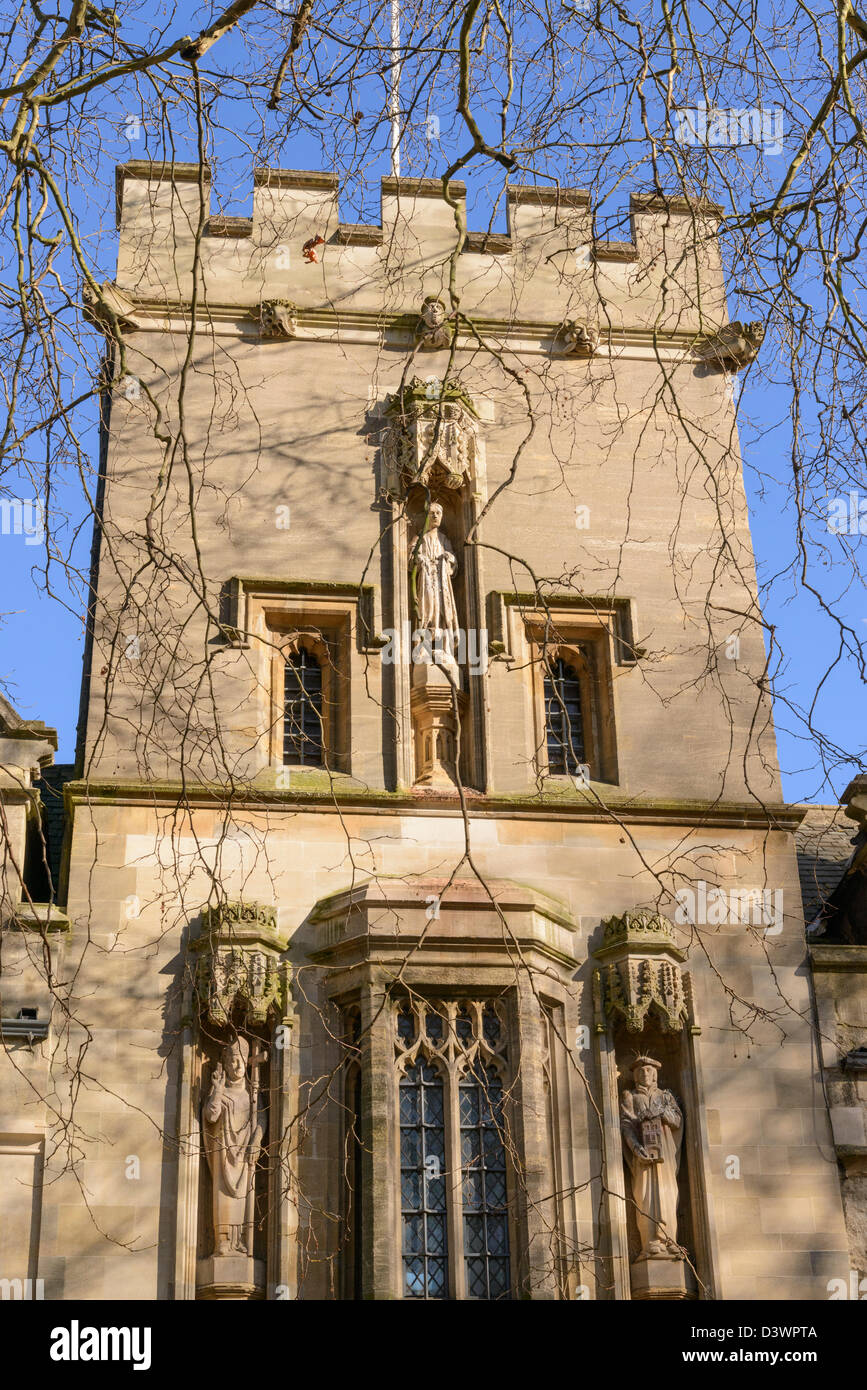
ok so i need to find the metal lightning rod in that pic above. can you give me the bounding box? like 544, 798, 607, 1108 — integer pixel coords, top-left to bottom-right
389, 0, 401, 177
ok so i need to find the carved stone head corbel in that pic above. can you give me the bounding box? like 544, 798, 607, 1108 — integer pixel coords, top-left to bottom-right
558, 318, 599, 357
415, 295, 454, 350
259, 299, 299, 340
696, 319, 764, 370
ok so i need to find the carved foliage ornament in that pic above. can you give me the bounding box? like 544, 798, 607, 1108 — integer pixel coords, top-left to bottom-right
381, 377, 479, 495
593, 909, 690, 1034
193, 901, 290, 1027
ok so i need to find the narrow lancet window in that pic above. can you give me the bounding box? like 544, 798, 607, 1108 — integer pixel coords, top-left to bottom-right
283, 648, 323, 765
544, 657, 584, 774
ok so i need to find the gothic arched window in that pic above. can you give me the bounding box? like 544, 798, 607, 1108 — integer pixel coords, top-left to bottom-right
395, 999, 512, 1300
283, 648, 323, 766
543, 656, 585, 775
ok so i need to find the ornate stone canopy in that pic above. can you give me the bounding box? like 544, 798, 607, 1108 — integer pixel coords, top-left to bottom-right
191, 900, 291, 1027
381, 377, 479, 496
592, 908, 693, 1035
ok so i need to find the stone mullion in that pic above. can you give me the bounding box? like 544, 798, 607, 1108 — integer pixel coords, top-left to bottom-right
446, 1051, 466, 1301
360, 979, 398, 1298
514, 977, 559, 1298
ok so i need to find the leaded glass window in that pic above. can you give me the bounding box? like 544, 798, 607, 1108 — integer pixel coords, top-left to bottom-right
544, 656, 584, 775
460, 1062, 510, 1299
395, 998, 512, 1300
283, 648, 323, 765
400, 1062, 448, 1299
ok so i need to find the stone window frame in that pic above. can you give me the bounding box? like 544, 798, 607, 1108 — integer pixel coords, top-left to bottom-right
523, 614, 619, 785
391, 994, 516, 1302
268, 626, 345, 773
339, 1004, 364, 1301
313, 877, 583, 1300
218, 579, 382, 779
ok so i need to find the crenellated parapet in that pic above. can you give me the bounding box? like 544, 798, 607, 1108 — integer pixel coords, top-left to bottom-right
109, 162, 731, 348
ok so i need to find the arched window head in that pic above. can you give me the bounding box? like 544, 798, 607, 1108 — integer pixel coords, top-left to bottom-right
543, 656, 585, 775
283, 647, 323, 766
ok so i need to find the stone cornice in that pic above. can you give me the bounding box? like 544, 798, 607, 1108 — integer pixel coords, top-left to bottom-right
507, 183, 591, 208
253, 166, 338, 190
809, 943, 867, 972
61, 779, 807, 832
308, 875, 579, 972
97, 292, 717, 361
382, 176, 467, 199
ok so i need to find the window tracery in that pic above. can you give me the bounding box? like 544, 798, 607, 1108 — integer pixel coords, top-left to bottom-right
394, 998, 512, 1300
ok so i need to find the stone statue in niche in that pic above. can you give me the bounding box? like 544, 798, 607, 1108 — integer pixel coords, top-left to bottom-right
202, 1035, 267, 1258
620, 1055, 684, 1259
408, 500, 468, 787
411, 500, 461, 672
416, 295, 453, 350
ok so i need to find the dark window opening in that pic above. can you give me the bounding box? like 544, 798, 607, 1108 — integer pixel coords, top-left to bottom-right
22, 813, 52, 903
460, 1062, 511, 1300
283, 648, 324, 766
544, 657, 584, 775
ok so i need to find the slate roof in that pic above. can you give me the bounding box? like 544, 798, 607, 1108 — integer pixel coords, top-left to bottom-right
35, 763, 75, 902
795, 805, 857, 926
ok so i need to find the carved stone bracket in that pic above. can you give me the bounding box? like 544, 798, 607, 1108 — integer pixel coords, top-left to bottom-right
592, 908, 694, 1034
696, 319, 764, 371
381, 378, 479, 496
259, 299, 299, 339
191, 901, 291, 1027
557, 318, 599, 357
415, 295, 455, 350
82, 279, 140, 334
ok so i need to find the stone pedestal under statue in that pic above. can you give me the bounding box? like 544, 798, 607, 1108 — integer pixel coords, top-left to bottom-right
196, 1254, 266, 1300
630, 1252, 696, 1300
411, 661, 467, 789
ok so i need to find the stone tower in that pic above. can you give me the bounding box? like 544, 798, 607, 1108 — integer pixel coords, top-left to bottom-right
0, 163, 852, 1300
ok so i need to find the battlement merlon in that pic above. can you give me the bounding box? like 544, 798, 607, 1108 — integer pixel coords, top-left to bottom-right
112, 162, 729, 337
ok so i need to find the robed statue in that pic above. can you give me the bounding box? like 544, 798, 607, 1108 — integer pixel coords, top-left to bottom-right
620, 1055, 684, 1258
202, 1035, 267, 1258
411, 501, 461, 667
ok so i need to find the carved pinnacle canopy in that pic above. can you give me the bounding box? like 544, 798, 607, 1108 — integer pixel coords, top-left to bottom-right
382, 377, 479, 495
191, 900, 291, 1027
596, 907, 685, 959
593, 909, 690, 1035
